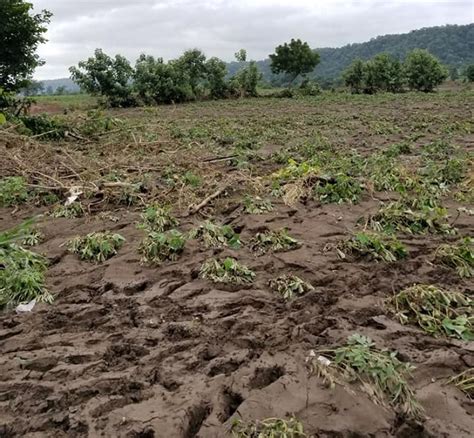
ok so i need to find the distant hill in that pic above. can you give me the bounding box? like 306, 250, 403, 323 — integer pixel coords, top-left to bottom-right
40, 78, 80, 94
229, 24, 474, 84
42, 23, 473, 92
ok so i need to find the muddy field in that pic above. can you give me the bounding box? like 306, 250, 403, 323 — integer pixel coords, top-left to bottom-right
0, 90, 473, 437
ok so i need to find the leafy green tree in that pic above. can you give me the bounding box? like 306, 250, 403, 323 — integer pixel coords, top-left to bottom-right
370, 53, 404, 92
230, 50, 261, 97
173, 49, 207, 97
0, 0, 52, 91
269, 39, 320, 84
205, 57, 228, 99
463, 64, 474, 82
343, 59, 366, 94
69, 49, 135, 107
449, 66, 459, 81
403, 49, 448, 92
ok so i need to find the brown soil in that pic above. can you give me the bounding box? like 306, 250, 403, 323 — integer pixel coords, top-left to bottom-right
1, 93, 473, 437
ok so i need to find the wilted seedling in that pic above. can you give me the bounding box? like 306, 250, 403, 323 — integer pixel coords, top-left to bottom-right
251, 228, 299, 254
313, 174, 363, 204
68, 232, 125, 263
138, 204, 179, 232
338, 231, 407, 262
369, 200, 454, 235
139, 229, 186, 264
435, 237, 473, 278
50, 202, 85, 218
389, 284, 473, 340
0, 176, 29, 207
313, 334, 422, 418
190, 221, 240, 249
200, 257, 255, 285
269, 275, 314, 300
21, 229, 43, 247
243, 195, 274, 214
231, 417, 305, 438
448, 369, 473, 398
0, 221, 52, 307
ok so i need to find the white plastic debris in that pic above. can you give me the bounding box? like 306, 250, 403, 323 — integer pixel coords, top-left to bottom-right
16, 299, 36, 313
65, 186, 83, 206
317, 355, 331, 366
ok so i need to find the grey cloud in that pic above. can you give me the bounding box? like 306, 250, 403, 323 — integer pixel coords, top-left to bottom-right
33, 0, 474, 79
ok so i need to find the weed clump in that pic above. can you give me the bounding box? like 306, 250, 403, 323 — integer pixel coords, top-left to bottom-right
313, 174, 363, 204
139, 230, 186, 264
200, 257, 255, 285
435, 237, 473, 278
313, 334, 422, 418
50, 202, 85, 218
138, 204, 179, 232
338, 231, 407, 262
231, 417, 305, 437
251, 228, 299, 254
269, 275, 314, 300
243, 195, 274, 214
389, 284, 473, 340
68, 232, 125, 262
0, 221, 51, 307
190, 221, 240, 249
0, 176, 29, 207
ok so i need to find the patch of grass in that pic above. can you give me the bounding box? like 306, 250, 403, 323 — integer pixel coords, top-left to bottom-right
0, 221, 51, 307
435, 237, 473, 278
448, 369, 473, 398
369, 200, 454, 235
190, 220, 240, 249
389, 284, 473, 340
269, 275, 314, 300
314, 334, 422, 418
0, 176, 29, 207
200, 257, 255, 285
231, 417, 305, 437
337, 231, 408, 262
138, 204, 179, 232
68, 232, 125, 262
139, 229, 186, 264
251, 228, 299, 254
243, 195, 274, 214
50, 202, 85, 218
313, 174, 363, 204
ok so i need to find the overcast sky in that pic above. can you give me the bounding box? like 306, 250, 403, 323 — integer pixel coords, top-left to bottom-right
33, 0, 474, 79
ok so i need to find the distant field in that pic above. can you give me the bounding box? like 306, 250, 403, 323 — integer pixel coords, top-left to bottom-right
31, 93, 97, 113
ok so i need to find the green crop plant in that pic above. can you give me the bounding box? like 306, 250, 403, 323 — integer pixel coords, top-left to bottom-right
190, 221, 240, 249
369, 200, 454, 235
269, 275, 314, 300
251, 228, 299, 254
21, 228, 43, 246
313, 174, 363, 204
200, 257, 255, 285
139, 229, 186, 264
448, 369, 473, 398
138, 204, 179, 232
382, 142, 412, 158
0, 221, 51, 307
50, 202, 85, 218
389, 284, 473, 340
231, 417, 306, 437
0, 176, 29, 207
337, 231, 407, 262
313, 334, 422, 418
435, 237, 473, 278
243, 195, 274, 214
68, 232, 125, 263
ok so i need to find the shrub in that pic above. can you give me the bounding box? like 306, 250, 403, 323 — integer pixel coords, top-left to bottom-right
68, 232, 125, 262
403, 49, 448, 92
313, 174, 363, 204
190, 221, 240, 249
19, 114, 67, 139
435, 237, 473, 278
337, 231, 407, 262
200, 257, 255, 285
139, 230, 186, 264
138, 204, 179, 232
0, 176, 28, 207
251, 228, 299, 254
269, 275, 314, 300
389, 284, 472, 340
50, 202, 84, 218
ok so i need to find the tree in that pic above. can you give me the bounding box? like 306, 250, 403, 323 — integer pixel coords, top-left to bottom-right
463, 64, 474, 82
403, 49, 448, 92
173, 49, 207, 97
0, 0, 52, 91
449, 66, 459, 81
269, 39, 320, 84
343, 59, 366, 94
70, 49, 135, 107
205, 57, 228, 99
230, 50, 261, 97
369, 53, 404, 92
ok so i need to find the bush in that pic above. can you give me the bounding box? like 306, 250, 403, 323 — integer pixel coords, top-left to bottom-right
68, 232, 125, 262
404, 49, 448, 92
139, 230, 186, 264
0, 176, 28, 207
463, 64, 474, 82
